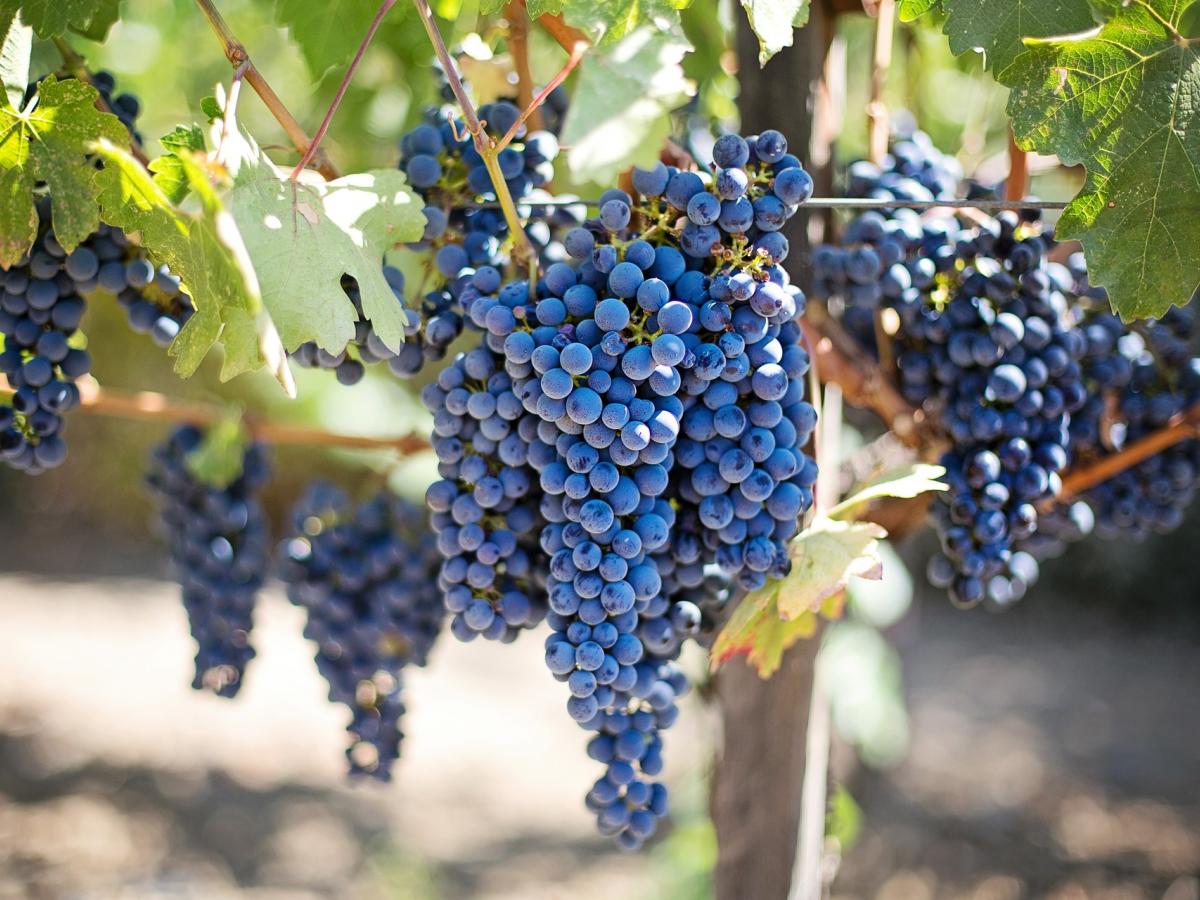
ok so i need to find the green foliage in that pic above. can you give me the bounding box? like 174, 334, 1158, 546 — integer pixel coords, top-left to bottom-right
184, 415, 249, 489
1001, 0, 1200, 319
0, 8, 30, 109
739, 0, 810, 65
482, 0, 691, 44
225, 131, 425, 357
826, 463, 948, 520
0, 74, 129, 266
826, 786, 863, 849
91, 140, 292, 390
903, 0, 1095, 72
273, 0, 391, 79
560, 25, 692, 183
149, 124, 205, 203
0, 0, 120, 40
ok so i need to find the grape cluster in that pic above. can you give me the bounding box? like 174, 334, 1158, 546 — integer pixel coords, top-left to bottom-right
279, 484, 445, 780
145, 426, 271, 698
423, 129, 819, 848
0, 202, 95, 474
290, 268, 413, 386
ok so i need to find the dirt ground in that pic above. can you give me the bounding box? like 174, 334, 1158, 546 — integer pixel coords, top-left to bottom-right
0, 563, 1197, 900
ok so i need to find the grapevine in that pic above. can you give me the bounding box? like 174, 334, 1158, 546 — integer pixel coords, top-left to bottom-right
2, 0, 1200, 892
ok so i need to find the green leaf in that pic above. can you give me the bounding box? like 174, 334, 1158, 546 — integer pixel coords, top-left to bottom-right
226, 133, 425, 355
150, 124, 207, 203
710, 591, 819, 678
1, 8, 31, 110
184, 416, 249, 489
200, 96, 223, 122
772, 518, 887, 621
942, 0, 1095, 72
739, 0, 811, 65
91, 140, 293, 392
1000, 0, 1200, 320
897, 0, 940, 21
826, 463, 948, 520
560, 25, 693, 184
274, 0, 387, 77
0, 0, 120, 39
524, 0, 688, 44
0, 74, 130, 267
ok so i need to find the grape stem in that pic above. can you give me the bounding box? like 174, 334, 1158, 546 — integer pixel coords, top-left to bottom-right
410, 0, 570, 268
494, 34, 587, 154
0, 377, 430, 454
866, 0, 896, 167
193, 0, 339, 180
51, 36, 152, 168
289, 0, 396, 181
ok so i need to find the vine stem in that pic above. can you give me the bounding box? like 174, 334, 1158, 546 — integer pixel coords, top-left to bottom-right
290, 0, 395, 180
504, 1, 541, 132
411, 0, 538, 265
1006, 128, 1029, 201
866, 0, 896, 166
1056, 402, 1200, 501
494, 32, 588, 154
193, 0, 339, 180
51, 36, 152, 167
0, 377, 429, 454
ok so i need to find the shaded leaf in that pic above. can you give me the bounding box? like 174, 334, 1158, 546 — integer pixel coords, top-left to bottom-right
274, 0, 386, 77
1000, 0, 1200, 319
0, 0, 120, 39
0, 74, 129, 266
942, 0, 1094, 72
560, 24, 693, 183
739, 0, 810, 65
897, 0, 940, 21
184, 416, 248, 489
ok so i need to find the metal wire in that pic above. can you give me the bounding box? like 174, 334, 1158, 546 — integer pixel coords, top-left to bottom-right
460, 197, 1071, 211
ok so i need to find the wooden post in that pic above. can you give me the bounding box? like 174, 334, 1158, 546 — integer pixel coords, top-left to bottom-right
711, 5, 839, 900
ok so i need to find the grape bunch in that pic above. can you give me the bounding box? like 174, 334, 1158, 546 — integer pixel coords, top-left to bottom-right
279, 484, 445, 780
145, 426, 272, 698
423, 129, 819, 848
290, 268, 414, 386
0, 201, 95, 474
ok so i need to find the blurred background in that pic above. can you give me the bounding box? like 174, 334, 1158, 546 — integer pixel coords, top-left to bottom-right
4, 0, 1200, 897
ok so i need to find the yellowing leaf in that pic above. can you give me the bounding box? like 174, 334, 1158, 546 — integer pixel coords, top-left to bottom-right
776, 519, 886, 621
710, 594, 819, 679
827, 463, 948, 520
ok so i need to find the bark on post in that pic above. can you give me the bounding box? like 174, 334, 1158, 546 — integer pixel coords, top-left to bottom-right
711, 6, 839, 900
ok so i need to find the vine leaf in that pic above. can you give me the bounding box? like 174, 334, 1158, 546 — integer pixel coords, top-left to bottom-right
225, 131, 425, 355
941, 0, 1095, 72
184, 416, 248, 489
150, 124, 207, 203
897, 0, 940, 20
273, 0, 385, 78
0, 0, 121, 40
0, 74, 129, 267
1, 8, 31, 110
560, 25, 692, 184
711, 464, 948, 678
91, 140, 293, 392
1000, 0, 1200, 320
739, 0, 811, 65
